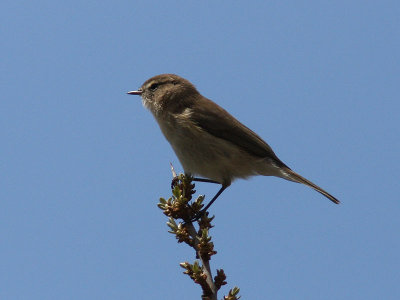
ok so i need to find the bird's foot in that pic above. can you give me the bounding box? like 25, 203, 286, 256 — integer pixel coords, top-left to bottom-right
189, 209, 206, 223
171, 176, 180, 190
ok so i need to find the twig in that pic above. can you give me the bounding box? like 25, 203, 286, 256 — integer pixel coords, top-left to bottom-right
157, 166, 240, 300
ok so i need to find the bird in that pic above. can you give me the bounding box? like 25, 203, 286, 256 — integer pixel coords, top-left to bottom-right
127, 74, 339, 216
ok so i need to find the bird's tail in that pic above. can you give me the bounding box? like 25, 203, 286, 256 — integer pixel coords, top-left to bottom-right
282, 168, 340, 204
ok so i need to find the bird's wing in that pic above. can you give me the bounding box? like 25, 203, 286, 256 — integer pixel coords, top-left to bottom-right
190, 97, 288, 167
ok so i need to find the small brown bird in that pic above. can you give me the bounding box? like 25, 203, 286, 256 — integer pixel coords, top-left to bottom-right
128, 74, 339, 215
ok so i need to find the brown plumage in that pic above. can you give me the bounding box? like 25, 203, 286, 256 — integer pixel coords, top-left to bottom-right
128, 74, 340, 209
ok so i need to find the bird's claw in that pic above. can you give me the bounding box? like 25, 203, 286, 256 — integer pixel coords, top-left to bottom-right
188, 209, 206, 223
171, 176, 180, 190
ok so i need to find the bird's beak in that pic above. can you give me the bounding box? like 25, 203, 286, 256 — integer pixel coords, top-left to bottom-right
127, 89, 143, 95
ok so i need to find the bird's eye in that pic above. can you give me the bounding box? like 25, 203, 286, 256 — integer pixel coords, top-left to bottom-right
149, 83, 159, 91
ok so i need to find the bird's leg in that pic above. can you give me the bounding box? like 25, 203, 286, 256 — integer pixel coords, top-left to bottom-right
172, 176, 220, 190
191, 185, 228, 222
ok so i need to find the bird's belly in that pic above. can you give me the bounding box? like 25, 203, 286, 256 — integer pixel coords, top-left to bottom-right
157, 118, 278, 185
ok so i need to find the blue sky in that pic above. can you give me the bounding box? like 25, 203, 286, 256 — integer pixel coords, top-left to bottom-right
1, 1, 399, 299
